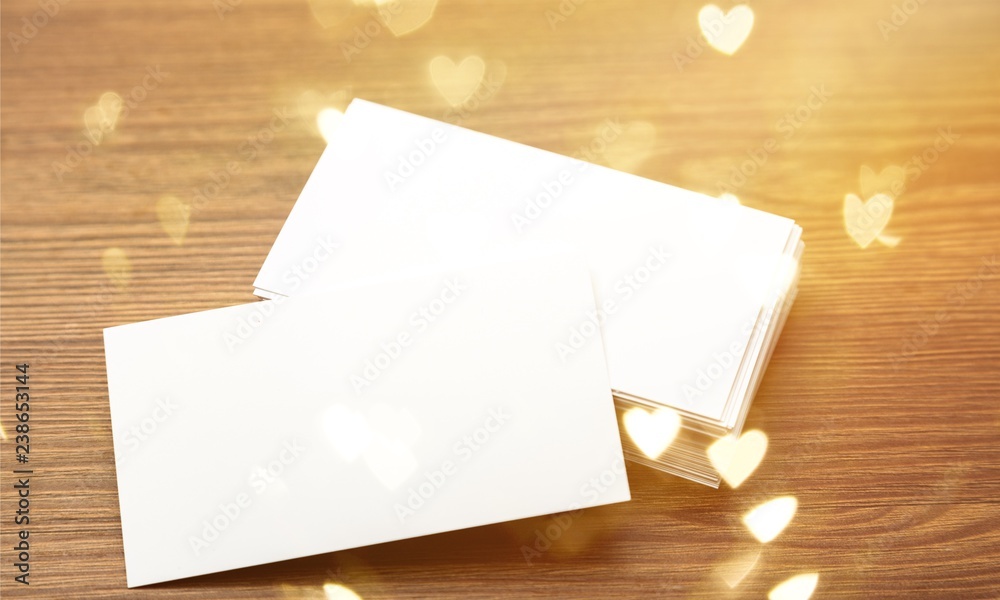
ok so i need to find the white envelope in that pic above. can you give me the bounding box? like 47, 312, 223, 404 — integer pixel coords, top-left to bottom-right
252, 99, 800, 424
105, 255, 629, 587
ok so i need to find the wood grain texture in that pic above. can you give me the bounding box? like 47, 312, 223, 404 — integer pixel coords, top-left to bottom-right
2, 0, 999, 598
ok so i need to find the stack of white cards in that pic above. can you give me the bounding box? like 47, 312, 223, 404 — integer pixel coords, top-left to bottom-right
252, 100, 802, 487
104, 99, 801, 586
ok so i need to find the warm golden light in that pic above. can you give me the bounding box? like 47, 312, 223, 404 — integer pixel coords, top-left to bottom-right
707, 429, 767, 488
698, 4, 754, 55
768, 573, 819, 600
771, 254, 800, 295
743, 496, 797, 543
317, 108, 346, 144
375, 0, 438, 37
101, 247, 132, 290
156, 195, 191, 245
859, 164, 906, 200
324, 582, 364, 600
875, 232, 902, 247
843, 193, 896, 249
623, 406, 681, 459
83, 91, 123, 145
298, 89, 349, 121
306, 0, 353, 29
429, 55, 486, 107
602, 121, 656, 173
717, 550, 760, 588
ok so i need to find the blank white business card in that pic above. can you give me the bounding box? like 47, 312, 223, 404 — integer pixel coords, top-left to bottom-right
252, 99, 800, 423
105, 255, 629, 587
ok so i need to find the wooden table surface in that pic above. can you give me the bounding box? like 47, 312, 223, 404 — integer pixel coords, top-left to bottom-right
2, 0, 999, 598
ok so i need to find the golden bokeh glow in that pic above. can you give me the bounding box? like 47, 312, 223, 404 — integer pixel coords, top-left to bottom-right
101, 247, 132, 290
317, 108, 346, 144
859, 165, 906, 200
843, 193, 896, 249
429, 55, 486, 107
601, 121, 656, 173
768, 573, 819, 600
717, 550, 760, 588
698, 4, 754, 55
156, 195, 191, 245
707, 429, 767, 489
324, 582, 364, 600
83, 91, 123, 145
743, 496, 798, 543
623, 406, 681, 460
